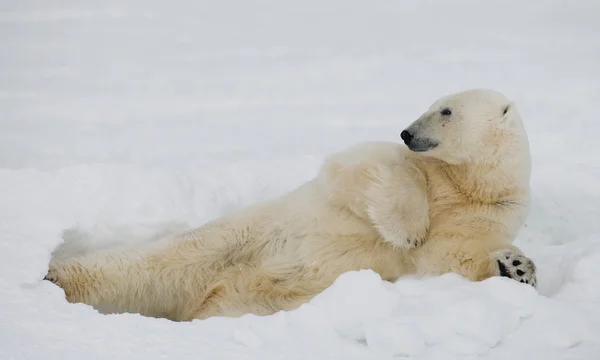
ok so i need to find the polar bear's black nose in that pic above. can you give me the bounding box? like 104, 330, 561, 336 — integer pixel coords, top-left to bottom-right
400, 130, 413, 145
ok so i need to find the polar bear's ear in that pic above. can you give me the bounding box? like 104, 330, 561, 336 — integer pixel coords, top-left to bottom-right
500, 101, 515, 121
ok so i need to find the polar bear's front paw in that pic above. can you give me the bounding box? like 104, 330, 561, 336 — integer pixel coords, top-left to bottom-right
379, 224, 428, 251
494, 250, 537, 287
366, 206, 428, 251
395, 211, 429, 251
404, 233, 427, 249
388, 227, 428, 251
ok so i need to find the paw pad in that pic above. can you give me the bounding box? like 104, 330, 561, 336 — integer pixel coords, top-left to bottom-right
496, 251, 537, 288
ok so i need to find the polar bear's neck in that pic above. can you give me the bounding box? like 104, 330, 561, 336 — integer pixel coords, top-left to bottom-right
435, 123, 531, 204
425, 138, 531, 205
440, 159, 529, 204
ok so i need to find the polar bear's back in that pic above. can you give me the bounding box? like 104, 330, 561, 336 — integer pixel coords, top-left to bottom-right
322, 141, 407, 168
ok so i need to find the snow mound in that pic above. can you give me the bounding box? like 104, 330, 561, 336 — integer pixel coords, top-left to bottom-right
2, 163, 599, 359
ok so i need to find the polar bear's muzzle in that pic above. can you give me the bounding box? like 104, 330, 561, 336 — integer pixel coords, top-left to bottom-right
401, 112, 441, 152
400, 128, 438, 152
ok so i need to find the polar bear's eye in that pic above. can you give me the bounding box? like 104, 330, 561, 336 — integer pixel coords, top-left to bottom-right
440, 108, 452, 116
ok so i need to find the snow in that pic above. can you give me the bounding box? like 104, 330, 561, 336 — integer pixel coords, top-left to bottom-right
1, 0, 600, 359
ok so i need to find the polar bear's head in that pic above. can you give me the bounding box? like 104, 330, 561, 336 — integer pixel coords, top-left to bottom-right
401, 89, 526, 165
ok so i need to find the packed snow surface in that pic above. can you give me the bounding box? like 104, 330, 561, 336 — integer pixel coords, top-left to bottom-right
1, 0, 600, 359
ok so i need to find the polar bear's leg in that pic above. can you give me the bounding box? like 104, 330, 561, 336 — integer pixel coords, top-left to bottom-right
412, 236, 537, 287
44, 224, 250, 320
319, 146, 429, 250
362, 163, 429, 249
186, 262, 321, 320
45, 241, 215, 320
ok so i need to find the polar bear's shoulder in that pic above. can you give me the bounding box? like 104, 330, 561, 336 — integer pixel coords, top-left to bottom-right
316, 141, 417, 212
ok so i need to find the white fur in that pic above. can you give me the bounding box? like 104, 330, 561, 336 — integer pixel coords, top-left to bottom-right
46, 88, 536, 321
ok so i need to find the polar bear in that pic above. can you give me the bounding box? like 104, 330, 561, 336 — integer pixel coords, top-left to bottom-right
45, 88, 537, 321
